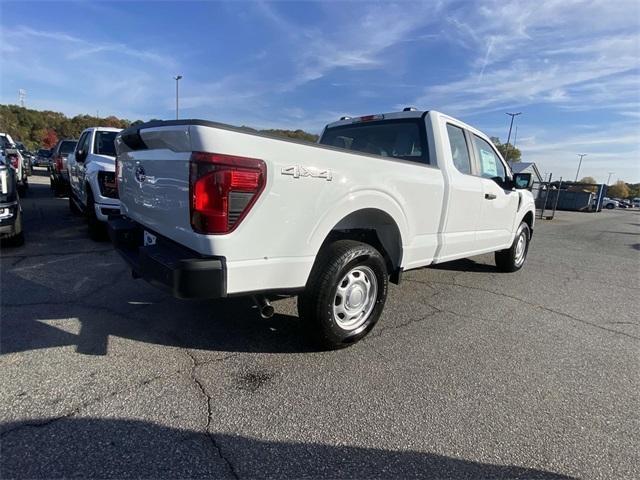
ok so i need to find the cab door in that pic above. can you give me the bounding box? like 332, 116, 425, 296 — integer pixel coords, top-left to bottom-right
470, 134, 519, 250
436, 122, 484, 261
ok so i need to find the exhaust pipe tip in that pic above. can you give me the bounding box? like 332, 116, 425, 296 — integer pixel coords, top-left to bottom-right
253, 295, 274, 319
259, 304, 275, 319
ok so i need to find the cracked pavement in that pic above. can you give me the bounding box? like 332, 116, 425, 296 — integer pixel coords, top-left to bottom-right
1, 169, 638, 479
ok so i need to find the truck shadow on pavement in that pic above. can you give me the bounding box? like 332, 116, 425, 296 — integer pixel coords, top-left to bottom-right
1, 289, 315, 356
0, 417, 575, 479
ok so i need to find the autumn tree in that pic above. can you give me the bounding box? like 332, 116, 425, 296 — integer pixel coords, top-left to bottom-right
490, 137, 521, 162
41, 128, 58, 148
607, 180, 630, 199
579, 176, 597, 184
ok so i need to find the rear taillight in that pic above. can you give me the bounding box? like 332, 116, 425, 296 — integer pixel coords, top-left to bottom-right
189, 152, 266, 234
7, 154, 19, 169
54, 155, 63, 172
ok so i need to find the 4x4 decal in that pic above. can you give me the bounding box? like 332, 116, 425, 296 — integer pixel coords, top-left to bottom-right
281, 165, 332, 181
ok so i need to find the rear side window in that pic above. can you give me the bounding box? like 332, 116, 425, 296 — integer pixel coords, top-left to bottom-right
472, 135, 506, 183
319, 119, 429, 164
59, 141, 77, 155
94, 131, 118, 156
446, 124, 472, 174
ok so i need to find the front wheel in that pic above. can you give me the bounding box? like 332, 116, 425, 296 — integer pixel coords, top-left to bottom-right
495, 222, 531, 272
298, 240, 388, 350
86, 188, 107, 241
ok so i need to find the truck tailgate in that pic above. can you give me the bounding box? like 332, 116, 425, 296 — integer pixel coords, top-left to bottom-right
117, 124, 192, 245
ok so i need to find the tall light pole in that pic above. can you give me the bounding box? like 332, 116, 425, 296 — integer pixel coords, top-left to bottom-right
504, 112, 521, 162
606, 172, 614, 185
574, 153, 587, 182
174, 75, 183, 120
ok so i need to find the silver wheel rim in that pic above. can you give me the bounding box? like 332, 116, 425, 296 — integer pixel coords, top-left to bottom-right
333, 266, 378, 331
514, 231, 527, 266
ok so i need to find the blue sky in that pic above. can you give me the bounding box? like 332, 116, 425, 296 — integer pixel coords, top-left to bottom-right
1, 0, 639, 182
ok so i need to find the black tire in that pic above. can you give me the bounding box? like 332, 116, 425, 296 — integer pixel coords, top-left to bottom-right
3, 210, 24, 247
68, 192, 82, 215
298, 240, 388, 350
17, 179, 27, 197
86, 188, 107, 241
605, 203, 615, 209
8, 231, 25, 247
495, 222, 531, 273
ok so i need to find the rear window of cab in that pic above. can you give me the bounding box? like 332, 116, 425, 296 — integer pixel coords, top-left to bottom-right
320, 119, 430, 165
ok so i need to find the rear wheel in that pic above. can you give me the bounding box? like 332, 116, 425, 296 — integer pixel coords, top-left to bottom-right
495, 222, 530, 272
86, 187, 107, 241
298, 240, 388, 349
605, 203, 615, 209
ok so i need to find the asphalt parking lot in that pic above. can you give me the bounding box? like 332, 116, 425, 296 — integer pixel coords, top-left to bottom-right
1, 168, 639, 479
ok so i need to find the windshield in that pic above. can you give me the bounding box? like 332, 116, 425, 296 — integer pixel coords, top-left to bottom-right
93, 131, 118, 156
60, 141, 77, 155
38, 149, 52, 157
1, 135, 14, 150
319, 119, 429, 164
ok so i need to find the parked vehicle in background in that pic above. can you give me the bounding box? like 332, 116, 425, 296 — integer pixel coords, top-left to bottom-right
50, 139, 77, 195
34, 148, 52, 167
601, 197, 619, 209
0, 157, 24, 246
109, 109, 536, 349
617, 199, 632, 208
15, 142, 33, 176
632, 198, 640, 208
0, 133, 28, 195
68, 127, 121, 240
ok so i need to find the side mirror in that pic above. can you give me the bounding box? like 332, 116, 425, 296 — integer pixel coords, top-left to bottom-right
513, 172, 533, 190
76, 150, 87, 162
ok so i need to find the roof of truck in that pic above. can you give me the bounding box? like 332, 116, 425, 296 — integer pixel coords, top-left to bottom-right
325, 109, 427, 129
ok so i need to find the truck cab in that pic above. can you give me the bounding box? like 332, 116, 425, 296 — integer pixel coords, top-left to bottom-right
68, 127, 122, 239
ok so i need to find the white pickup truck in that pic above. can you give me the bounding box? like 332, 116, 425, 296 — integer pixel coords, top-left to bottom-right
109, 109, 535, 348
68, 127, 121, 239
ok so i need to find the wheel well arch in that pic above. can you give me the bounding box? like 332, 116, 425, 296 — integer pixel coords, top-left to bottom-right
321, 208, 404, 284
522, 210, 534, 232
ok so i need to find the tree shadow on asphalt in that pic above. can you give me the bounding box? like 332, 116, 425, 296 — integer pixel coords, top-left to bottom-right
0, 417, 575, 479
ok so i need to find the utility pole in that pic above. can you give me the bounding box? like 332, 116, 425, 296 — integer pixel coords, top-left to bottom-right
606, 172, 614, 185
504, 112, 521, 162
174, 75, 183, 120
18, 89, 26, 108
574, 153, 587, 182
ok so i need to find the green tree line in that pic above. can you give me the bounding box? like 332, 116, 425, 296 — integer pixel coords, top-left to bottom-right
0, 104, 318, 151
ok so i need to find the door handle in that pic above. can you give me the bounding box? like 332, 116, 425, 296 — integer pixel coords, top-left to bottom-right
485, 193, 497, 200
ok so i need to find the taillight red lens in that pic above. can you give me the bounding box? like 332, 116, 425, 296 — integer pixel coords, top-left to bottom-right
54, 156, 63, 172
189, 152, 266, 234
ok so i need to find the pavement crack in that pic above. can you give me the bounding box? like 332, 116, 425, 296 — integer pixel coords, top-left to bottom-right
406, 279, 640, 341
0, 369, 183, 439
370, 308, 443, 339
182, 349, 240, 479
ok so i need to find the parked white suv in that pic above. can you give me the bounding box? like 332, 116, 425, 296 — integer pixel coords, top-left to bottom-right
109, 110, 536, 348
68, 127, 121, 239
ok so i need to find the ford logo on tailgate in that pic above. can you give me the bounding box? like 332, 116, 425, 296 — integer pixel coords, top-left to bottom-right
134, 164, 146, 184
